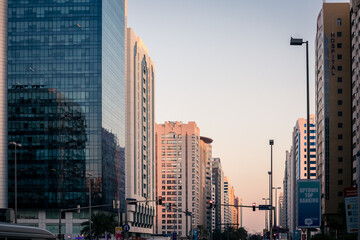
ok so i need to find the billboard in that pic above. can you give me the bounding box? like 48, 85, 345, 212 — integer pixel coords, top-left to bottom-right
297, 180, 321, 228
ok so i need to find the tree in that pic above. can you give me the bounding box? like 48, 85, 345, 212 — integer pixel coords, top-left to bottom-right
81, 211, 117, 239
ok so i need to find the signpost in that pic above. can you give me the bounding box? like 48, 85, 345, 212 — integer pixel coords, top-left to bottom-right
297, 180, 321, 228
259, 205, 272, 210
344, 187, 358, 233
193, 229, 198, 240
122, 224, 130, 232
115, 227, 123, 240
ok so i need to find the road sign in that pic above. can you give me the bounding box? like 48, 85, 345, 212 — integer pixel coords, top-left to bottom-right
259, 205, 272, 210
297, 180, 321, 228
122, 223, 130, 232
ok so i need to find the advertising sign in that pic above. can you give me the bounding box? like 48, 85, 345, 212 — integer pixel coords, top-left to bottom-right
345, 187, 358, 233
297, 180, 321, 228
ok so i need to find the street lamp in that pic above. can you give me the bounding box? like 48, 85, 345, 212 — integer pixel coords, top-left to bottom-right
9, 141, 21, 223
87, 172, 93, 240
262, 197, 270, 230
269, 140, 274, 239
272, 187, 281, 228
290, 37, 310, 240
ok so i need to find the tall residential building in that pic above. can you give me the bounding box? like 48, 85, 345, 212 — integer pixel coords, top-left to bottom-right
286, 116, 316, 237
125, 28, 155, 236
293, 116, 316, 180
315, 2, 352, 232
223, 176, 230, 230
0, 0, 7, 211
155, 122, 201, 238
351, 0, 360, 186
212, 158, 224, 231
200, 136, 213, 235
279, 193, 285, 228
7, 0, 126, 236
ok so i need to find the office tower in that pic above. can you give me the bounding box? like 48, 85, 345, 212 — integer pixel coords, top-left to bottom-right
155, 121, 201, 238
282, 154, 288, 230
293, 116, 317, 180
211, 182, 216, 232
200, 136, 213, 235
0, 0, 7, 211
315, 2, 352, 232
125, 28, 155, 236
351, 0, 360, 186
285, 149, 296, 239
8, 0, 126, 236
211, 158, 224, 231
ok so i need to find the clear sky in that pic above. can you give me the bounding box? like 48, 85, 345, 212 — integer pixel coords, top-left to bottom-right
127, 0, 349, 234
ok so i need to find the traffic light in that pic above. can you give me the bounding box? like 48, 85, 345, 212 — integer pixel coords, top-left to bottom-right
252, 203, 256, 211
157, 196, 163, 205
209, 200, 214, 208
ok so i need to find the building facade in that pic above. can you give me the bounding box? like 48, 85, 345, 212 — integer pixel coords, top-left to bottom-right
155, 122, 201, 238
0, 0, 7, 212
351, 0, 360, 186
7, 0, 126, 237
315, 2, 352, 232
200, 136, 213, 235
211, 158, 224, 232
125, 28, 155, 236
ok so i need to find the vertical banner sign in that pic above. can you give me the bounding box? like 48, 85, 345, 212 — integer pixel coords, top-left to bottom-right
344, 187, 358, 233
297, 180, 321, 228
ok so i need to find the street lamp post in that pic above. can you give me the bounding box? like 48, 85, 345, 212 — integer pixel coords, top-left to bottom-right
262, 197, 270, 230
87, 173, 93, 240
269, 140, 274, 239
9, 142, 21, 224
290, 37, 310, 240
273, 187, 281, 228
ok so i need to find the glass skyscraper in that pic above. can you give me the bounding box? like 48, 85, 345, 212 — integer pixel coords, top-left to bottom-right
7, 0, 126, 235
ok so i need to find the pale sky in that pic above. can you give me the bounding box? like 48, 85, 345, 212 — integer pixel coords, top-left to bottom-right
127, 0, 349, 233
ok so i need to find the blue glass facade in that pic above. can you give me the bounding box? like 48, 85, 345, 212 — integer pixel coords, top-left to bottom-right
8, 0, 125, 212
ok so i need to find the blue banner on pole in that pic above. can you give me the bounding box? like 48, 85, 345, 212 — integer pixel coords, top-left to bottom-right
297, 180, 321, 228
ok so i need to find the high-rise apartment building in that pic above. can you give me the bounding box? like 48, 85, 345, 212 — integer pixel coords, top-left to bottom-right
155, 122, 201, 238
315, 2, 352, 232
285, 149, 296, 239
125, 28, 155, 236
223, 176, 230, 230
293, 116, 317, 180
200, 136, 213, 235
0, 0, 7, 212
7, 0, 126, 236
211, 158, 224, 231
351, 0, 360, 186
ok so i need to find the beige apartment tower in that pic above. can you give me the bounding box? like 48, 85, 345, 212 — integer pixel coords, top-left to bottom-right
315, 3, 352, 232
155, 122, 202, 238
126, 28, 155, 235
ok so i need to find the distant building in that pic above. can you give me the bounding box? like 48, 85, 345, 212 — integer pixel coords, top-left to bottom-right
223, 176, 230, 230
315, 2, 352, 233
212, 158, 224, 231
155, 122, 201, 238
279, 193, 286, 228
200, 136, 213, 235
125, 28, 155, 236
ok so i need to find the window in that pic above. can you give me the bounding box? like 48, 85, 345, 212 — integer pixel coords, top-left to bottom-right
338, 89, 342, 94
338, 111, 343, 117
338, 123, 343, 128
337, 43, 342, 48
338, 191, 343, 196
337, 54, 342, 60
338, 180, 343, 185
338, 146, 343, 151
338, 134, 343, 139
337, 18, 342, 26
337, 66, 342, 71
338, 100, 343, 105
337, 32, 342, 37
338, 169, 343, 174
338, 77, 343, 82
338, 157, 343, 162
